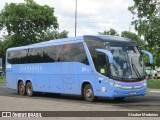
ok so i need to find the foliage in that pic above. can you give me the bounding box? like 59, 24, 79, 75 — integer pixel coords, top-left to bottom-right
0, 36, 15, 66
128, 0, 160, 66
0, 0, 58, 46
0, 41, 2, 57
42, 30, 69, 41
128, 0, 160, 39
121, 31, 145, 46
0, 76, 5, 83
0, 0, 61, 66
98, 28, 119, 36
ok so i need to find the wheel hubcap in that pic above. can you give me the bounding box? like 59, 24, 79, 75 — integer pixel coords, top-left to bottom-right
86, 89, 92, 98
27, 85, 32, 94
19, 83, 24, 93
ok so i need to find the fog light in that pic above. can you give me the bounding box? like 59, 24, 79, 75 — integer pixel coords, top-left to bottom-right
114, 91, 119, 95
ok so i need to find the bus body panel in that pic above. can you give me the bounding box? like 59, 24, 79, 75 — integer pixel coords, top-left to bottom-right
34, 74, 50, 92
6, 61, 94, 95
6, 72, 17, 89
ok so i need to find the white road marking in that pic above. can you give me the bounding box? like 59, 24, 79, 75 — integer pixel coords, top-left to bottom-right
149, 91, 160, 93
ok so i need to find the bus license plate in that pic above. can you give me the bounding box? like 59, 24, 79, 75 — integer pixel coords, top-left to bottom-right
130, 92, 136, 95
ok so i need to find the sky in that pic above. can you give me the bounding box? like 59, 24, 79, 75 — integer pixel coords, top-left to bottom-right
0, 0, 135, 38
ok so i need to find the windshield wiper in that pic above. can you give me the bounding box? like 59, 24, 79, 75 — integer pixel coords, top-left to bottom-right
111, 75, 124, 81
131, 58, 141, 78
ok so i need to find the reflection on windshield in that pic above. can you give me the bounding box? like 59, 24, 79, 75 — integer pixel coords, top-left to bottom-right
110, 46, 145, 80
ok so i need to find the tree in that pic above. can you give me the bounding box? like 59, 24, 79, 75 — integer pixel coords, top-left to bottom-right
0, 0, 60, 67
0, 0, 58, 46
128, 0, 160, 66
42, 30, 69, 41
0, 40, 3, 57
98, 28, 119, 36
121, 31, 145, 46
128, 0, 160, 47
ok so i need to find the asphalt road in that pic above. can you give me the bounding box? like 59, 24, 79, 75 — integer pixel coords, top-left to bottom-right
0, 82, 160, 120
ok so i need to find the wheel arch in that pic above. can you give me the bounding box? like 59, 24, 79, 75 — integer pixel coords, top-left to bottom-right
81, 81, 94, 96
25, 80, 31, 85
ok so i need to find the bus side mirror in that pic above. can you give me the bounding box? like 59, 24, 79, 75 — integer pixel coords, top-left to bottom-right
95, 49, 113, 64
141, 50, 153, 64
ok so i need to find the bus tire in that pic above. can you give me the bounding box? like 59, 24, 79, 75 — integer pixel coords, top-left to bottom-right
18, 81, 25, 95
26, 82, 34, 97
83, 84, 95, 102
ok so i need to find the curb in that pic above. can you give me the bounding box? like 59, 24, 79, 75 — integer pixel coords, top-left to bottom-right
148, 89, 160, 93
149, 91, 160, 93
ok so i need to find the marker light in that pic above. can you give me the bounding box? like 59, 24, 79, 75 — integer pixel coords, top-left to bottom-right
105, 80, 114, 86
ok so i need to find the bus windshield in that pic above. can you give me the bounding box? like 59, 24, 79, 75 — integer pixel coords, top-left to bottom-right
84, 36, 146, 81
110, 46, 145, 81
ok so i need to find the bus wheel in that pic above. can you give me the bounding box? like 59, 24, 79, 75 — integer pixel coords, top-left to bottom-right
114, 97, 125, 101
18, 81, 25, 95
26, 82, 33, 97
83, 84, 95, 102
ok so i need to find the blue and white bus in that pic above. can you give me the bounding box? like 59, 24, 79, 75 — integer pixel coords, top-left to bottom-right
6, 35, 153, 102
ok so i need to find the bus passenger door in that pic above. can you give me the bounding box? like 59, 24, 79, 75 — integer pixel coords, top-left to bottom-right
94, 52, 110, 96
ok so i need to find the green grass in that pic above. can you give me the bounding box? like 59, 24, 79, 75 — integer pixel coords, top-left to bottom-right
147, 79, 160, 89
0, 76, 6, 83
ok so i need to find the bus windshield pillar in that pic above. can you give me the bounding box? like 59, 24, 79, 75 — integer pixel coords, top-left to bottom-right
96, 49, 113, 64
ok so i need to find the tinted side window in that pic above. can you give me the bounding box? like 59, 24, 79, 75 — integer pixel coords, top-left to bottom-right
7, 43, 89, 65
85, 39, 105, 52
56, 43, 89, 65
7, 51, 12, 64
8, 46, 57, 64
71, 43, 89, 65
20, 49, 28, 64
7, 50, 21, 64
58, 44, 71, 62
28, 47, 43, 63
43, 46, 56, 62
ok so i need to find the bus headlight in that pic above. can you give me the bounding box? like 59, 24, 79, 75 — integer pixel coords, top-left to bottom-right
114, 84, 121, 88
105, 81, 121, 88
143, 83, 146, 86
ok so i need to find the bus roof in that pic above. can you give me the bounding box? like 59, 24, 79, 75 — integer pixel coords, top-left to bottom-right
7, 35, 136, 51
7, 36, 84, 51
84, 35, 136, 46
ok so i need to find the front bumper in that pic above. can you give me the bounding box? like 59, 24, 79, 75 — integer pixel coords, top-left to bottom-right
109, 86, 147, 98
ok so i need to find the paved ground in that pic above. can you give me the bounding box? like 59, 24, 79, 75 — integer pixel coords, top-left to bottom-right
0, 83, 160, 120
